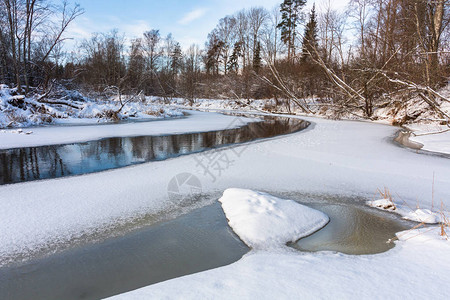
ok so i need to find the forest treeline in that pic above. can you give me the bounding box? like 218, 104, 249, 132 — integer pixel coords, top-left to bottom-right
1, 0, 449, 119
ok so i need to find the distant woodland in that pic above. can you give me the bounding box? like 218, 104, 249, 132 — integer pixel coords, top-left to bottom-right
1, 0, 449, 120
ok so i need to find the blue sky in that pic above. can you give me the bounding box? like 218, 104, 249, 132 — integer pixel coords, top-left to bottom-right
66, 0, 348, 50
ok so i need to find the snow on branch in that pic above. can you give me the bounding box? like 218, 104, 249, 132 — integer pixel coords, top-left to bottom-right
377, 71, 450, 120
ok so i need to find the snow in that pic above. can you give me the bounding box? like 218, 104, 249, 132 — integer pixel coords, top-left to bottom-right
218, 188, 329, 249
0, 110, 257, 149
109, 200, 450, 299
113, 231, 449, 299
403, 208, 442, 224
1, 110, 450, 298
367, 198, 445, 224
405, 123, 450, 155
372, 84, 450, 126
367, 198, 397, 211
0, 85, 183, 129
150, 97, 268, 113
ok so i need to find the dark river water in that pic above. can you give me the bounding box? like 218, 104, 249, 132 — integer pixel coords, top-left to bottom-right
0, 202, 248, 300
0, 116, 308, 185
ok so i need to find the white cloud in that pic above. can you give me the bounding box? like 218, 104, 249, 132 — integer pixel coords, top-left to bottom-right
62, 16, 153, 53
123, 20, 152, 38
68, 16, 151, 39
178, 8, 208, 25
65, 16, 94, 40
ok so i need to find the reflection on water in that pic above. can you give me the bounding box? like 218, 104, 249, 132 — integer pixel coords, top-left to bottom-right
0, 117, 308, 185
291, 202, 411, 255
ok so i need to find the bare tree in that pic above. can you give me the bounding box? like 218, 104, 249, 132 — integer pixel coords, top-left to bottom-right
214, 16, 237, 75
3, 0, 23, 92
39, 1, 84, 89
142, 29, 162, 94
248, 7, 268, 65
413, 0, 449, 86
348, 0, 372, 60
181, 44, 202, 103
235, 10, 251, 69
1, 0, 83, 93
262, 6, 283, 64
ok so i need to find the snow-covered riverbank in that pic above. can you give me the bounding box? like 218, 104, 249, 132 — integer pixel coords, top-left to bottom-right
405, 123, 450, 155
0, 85, 185, 129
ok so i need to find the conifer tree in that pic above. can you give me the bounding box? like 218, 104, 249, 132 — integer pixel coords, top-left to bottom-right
253, 41, 262, 73
170, 42, 182, 76
227, 42, 241, 73
301, 4, 318, 62
277, 0, 306, 60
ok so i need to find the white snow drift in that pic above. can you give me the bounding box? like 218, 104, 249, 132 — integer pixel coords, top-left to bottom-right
218, 188, 329, 249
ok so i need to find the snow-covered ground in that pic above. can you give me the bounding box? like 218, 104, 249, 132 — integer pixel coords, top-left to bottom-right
405, 123, 450, 155
0, 85, 183, 128
110, 190, 449, 299
1, 110, 449, 297
0, 110, 256, 149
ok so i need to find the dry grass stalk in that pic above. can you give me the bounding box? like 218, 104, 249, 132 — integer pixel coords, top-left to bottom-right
378, 187, 392, 201
432, 172, 435, 210
439, 201, 449, 239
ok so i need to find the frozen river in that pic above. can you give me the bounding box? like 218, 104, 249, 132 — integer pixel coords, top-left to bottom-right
0, 110, 449, 299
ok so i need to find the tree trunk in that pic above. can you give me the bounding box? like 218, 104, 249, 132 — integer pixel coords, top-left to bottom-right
429, 0, 445, 84
5, 0, 22, 93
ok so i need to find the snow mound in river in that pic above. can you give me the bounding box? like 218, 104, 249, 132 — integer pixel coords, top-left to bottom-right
219, 188, 329, 249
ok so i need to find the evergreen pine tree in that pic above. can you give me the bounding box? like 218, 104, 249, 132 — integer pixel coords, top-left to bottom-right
170, 42, 182, 76
253, 41, 262, 73
227, 42, 241, 73
301, 4, 318, 62
205, 37, 224, 75
277, 0, 307, 60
